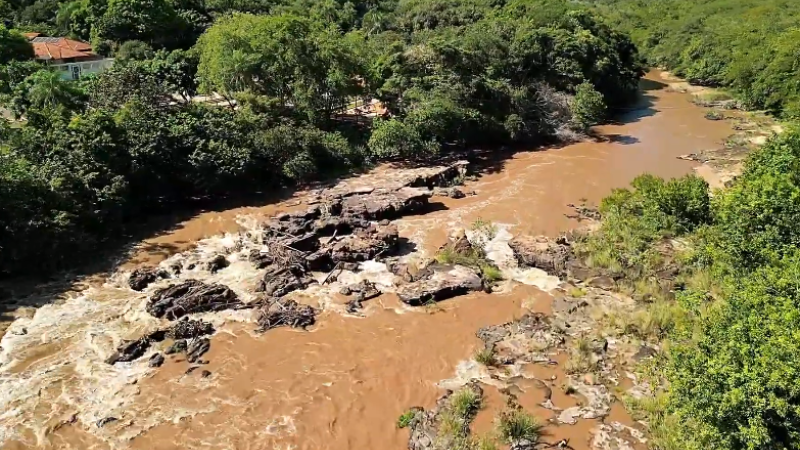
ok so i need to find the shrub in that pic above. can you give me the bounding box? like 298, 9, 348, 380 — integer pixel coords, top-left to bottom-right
397, 410, 416, 428
570, 82, 606, 131
497, 409, 541, 444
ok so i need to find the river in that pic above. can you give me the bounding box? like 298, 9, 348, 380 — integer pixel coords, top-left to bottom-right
0, 71, 736, 450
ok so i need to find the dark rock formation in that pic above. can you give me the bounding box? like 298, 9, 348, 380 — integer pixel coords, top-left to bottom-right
96, 417, 118, 428
256, 265, 313, 297
248, 250, 275, 269
186, 338, 210, 363
206, 255, 229, 273
147, 280, 244, 320
201, 370, 212, 378
432, 187, 466, 199
165, 339, 187, 355
344, 280, 382, 313
106, 338, 151, 365
257, 299, 316, 331
148, 353, 165, 368
509, 236, 571, 276
396, 265, 483, 306
129, 267, 168, 291
166, 318, 215, 340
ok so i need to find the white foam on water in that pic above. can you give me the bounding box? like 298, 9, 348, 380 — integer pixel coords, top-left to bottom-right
0, 216, 274, 448
467, 225, 561, 293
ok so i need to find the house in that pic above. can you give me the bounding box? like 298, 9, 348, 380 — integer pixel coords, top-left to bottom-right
26, 33, 114, 80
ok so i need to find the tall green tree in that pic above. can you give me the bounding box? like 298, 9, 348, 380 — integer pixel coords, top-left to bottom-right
0, 25, 35, 64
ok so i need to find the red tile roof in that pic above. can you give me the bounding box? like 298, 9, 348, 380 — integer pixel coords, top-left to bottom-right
30, 37, 95, 61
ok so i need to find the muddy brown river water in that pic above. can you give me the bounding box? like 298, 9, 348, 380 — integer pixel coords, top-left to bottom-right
0, 72, 736, 450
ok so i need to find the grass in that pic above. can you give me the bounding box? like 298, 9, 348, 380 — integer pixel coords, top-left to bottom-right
474, 346, 497, 366
479, 264, 504, 283
435, 245, 485, 267
470, 218, 498, 240
564, 336, 598, 374
496, 409, 542, 444
439, 387, 483, 440
568, 286, 586, 298
691, 90, 733, 107
397, 410, 416, 428
451, 388, 481, 419
435, 240, 504, 285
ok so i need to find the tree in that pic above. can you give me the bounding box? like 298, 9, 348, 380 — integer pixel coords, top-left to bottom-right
570, 82, 606, 131
7, 70, 86, 118
195, 13, 362, 124
92, 0, 187, 48
0, 25, 35, 64
115, 40, 154, 61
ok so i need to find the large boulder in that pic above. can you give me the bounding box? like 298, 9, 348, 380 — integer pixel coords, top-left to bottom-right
129, 267, 168, 291
147, 280, 244, 320
256, 299, 316, 331
396, 265, 483, 306
105, 337, 152, 365
256, 265, 313, 297
338, 187, 431, 221
328, 223, 399, 263
509, 236, 570, 276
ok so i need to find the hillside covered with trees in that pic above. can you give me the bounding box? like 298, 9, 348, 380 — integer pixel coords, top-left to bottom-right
0, 0, 644, 276
596, 0, 800, 118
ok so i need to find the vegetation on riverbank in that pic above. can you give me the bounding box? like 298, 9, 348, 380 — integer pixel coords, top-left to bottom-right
595, 0, 800, 119
578, 128, 800, 450
0, 0, 644, 277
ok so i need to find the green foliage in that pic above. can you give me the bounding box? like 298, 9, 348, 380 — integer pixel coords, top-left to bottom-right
1, 69, 86, 121
667, 253, 800, 449
195, 13, 362, 125
578, 174, 710, 277
397, 410, 416, 428
496, 409, 541, 444
0, 25, 35, 64
473, 346, 496, 366
711, 131, 800, 268
115, 40, 154, 61
596, 0, 800, 118
581, 129, 800, 450
92, 0, 189, 48
570, 82, 606, 131
0, 0, 646, 278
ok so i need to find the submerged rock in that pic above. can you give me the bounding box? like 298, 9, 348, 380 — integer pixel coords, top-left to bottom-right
256, 299, 316, 331
165, 339, 187, 355
106, 338, 152, 365
205, 254, 229, 273
344, 280, 383, 313
256, 265, 313, 297
186, 338, 211, 363
147, 280, 244, 320
396, 265, 483, 306
96, 417, 118, 428
148, 353, 165, 368
129, 267, 168, 291
166, 318, 215, 340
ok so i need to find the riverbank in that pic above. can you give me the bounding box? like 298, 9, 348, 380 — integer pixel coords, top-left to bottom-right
0, 71, 742, 450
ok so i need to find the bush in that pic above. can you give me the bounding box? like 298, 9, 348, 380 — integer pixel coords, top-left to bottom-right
666, 252, 800, 450
570, 82, 606, 130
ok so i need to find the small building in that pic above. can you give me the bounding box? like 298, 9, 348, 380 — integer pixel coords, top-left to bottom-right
26, 34, 114, 80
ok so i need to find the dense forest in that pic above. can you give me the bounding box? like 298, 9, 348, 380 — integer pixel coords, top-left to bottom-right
596, 0, 800, 118
569, 2, 800, 449
0, 0, 644, 276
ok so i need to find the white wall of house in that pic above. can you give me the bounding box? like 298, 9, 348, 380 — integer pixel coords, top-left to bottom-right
52, 58, 115, 80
